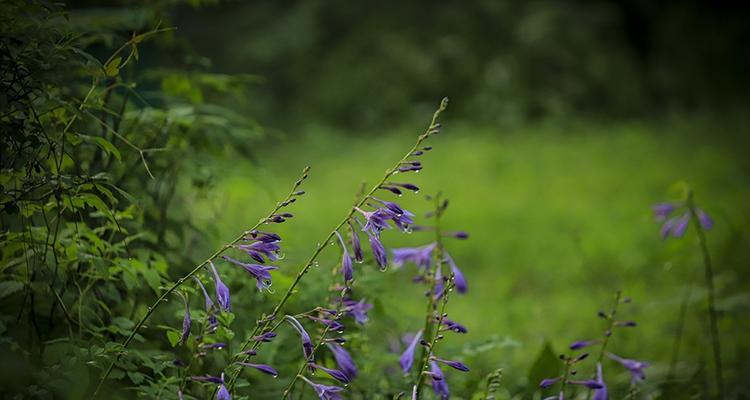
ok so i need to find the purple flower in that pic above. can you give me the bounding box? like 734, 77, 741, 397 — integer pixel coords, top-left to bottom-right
306, 315, 345, 332
327, 343, 357, 380
399, 330, 423, 373
539, 377, 561, 389
222, 255, 278, 292
180, 296, 191, 345
607, 353, 650, 383
253, 331, 277, 342
308, 363, 351, 384
569, 340, 598, 350
286, 315, 314, 361
235, 240, 281, 263
592, 362, 608, 400
190, 375, 223, 384
441, 318, 468, 334
433, 357, 469, 372
300, 376, 344, 400
370, 197, 415, 231
334, 231, 354, 282
236, 362, 278, 377
392, 243, 436, 270
367, 230, 388, 269
445, 252, 467, 293
697, 208, 713, 230
209, 261, 231, 311
356, 207, 394, 235
349, 222, 364, 263
246, 230, 281, 243
568, 380, 604, 389
217, 374, 231, 400
429, 361, 450, 400
652, 202, 675, 221
193, 276, 215, 311
342, 298, 372, 324
659, 211, 690, 239
200, 342, 226, 350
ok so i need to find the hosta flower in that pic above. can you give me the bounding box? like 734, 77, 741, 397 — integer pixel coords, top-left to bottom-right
445, 252, 467, 293
370, 197, 415, 231
190, 375, 224, 384
592, 363, 608, 400
217, 374, 231, 400
253, 331, 277, 342
342, 298, 372, 324
334, 231, 353, 282
653, 202, 713, 239
235, 240, 281, 263
392, 243, 436, 269
441, 318, 468, 334
236, 362, 278, 377
539, 377, 561, 389
180, 296, 191, 345
432, 357, 469, 372
286, 315, 314, 361
367, 230, 388, 269
300, 376, 344, 400
569, 339, 598, 350
399, 330, 423, 373
194, 276, 215, 310
308, 363, 351, 384
222, 255, 278, 292
306, 315, 345, 332
349, 222, 364, 263
652, 203, 675, 221
568, 380, 603, 389
209, 261, 231, 311
246, 230, 281, 243
356, 207, 394, 235
607, 353, 650, 383
327, 343, 357, 380
429, 361, 449, 400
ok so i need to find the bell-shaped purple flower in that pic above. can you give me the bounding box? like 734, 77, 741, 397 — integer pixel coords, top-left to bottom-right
209, 261, 231, 311
429, 361, 450, 400
539, 377, 561, 389
392, 243, 436, 270
193, 276, 215, 311
697, 208, 713, 230
652, 202, 675, 221
569, 339, 598, 350
286, 315, 314, 361
308, 363, 351, 384
222, 255, 278, 292
349, 222, 364, 263
441, 318, 468, 334
445, 252, 467, 293
327, 343, 357, 380
399, 330, 423, 373
367, 230, 388, 269
433, 357, 469, 372
236, 362, 278, 377
592, 362, 608, 400
342, 298, 372, 324
235, 240, 281, 263
356, 207, 394, 235
300, 376, 344, 400
217, 373, 231, 400
253, 331, 277, 342
334, 231, 353, 282
607, 352, 650, 383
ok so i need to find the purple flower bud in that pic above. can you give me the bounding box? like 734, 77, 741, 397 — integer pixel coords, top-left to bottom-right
222, 256, 278, 292
399, 330, 423, 373
430, 361, 450, 400
309, 363, 351, 384
327, 343, 357, 380
568, 380, 603, 389
200, 342, 226, 350
380, 185, 403, 196
335, 231, 354, 282
615, 321, 637, 328
306, 315, 345, 332
652, 203, 675, 221
607, 352, 650, 383
300, 376, 345, 400
444, 231, 469, 239
349, 222, 363, 263
539, 377, 561, 389
697, 208, 713, 230
189, 375, 224, 384
446, 253, 467, 293
569, 340, 597, 350
592, 363, 608, 400
367, 230, 388, 270
253, 331, 277, 342
433, 357, 470, 372
209, 261, 231, 311
235, 240, 281, 263
440, 318, 468, 334
286, 315, 314, 361
236, 362, 278, 377
217, 374, 231, 400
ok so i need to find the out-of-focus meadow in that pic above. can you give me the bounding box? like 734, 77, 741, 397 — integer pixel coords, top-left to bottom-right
2, 1, 750, 399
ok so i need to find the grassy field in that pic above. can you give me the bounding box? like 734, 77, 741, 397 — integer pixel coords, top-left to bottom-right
188, 117, 749, 397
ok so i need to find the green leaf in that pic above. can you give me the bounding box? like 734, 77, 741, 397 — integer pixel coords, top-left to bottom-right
166, 330, 181, 348
104, 56, 122, 77
527, 341, 560, 397
89, 136, 122, 161
0, 281, 24, 299
140, 268, 161, 296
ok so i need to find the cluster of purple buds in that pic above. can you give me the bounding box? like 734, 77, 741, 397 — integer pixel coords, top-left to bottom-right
391, 242, 468, 296
539, 353, 603, 400
652, 201, 713, 239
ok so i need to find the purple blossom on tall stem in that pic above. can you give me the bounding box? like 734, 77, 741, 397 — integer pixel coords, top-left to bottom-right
209, 261, 231, 311
392, 243, 436, 270
193, 276, 215, 311
440, 318, 468, 334
307, 363, 351, 384
607, 353, 650, 383
399, 330, 423, 373
348, 222, 364, 263
300, 376, 344, 400
366, 230, 388, 269
429, 361, 449, 400
235, 239, 281, 263
445, 252, 467, 293
327, 343, 357, 380
285, 315, 314, 362
592, 363, 608, 400
222, 255, 278, 292
334, 231, 353, 282
236, 362, 279, 377
432, 357, 470, 372
217, 374, 231, 400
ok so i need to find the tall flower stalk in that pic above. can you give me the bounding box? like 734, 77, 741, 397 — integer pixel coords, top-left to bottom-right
91, 166, 312, 398
221, 98, 451, 394
653, 187, 722, 399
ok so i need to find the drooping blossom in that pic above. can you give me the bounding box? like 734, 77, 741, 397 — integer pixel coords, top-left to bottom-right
440, 318, 468, 334
349, 222, 364, 263
399, 330, 423, 373
308, 363, 351, 384
222, 255, 278, 292
235, 240, 281, 263
569, 339, 598, 350
342, 298, 372, 324
433, 357, 469, 372
327, 343, 357, 380
180, 294, 191, 345
392, 243, 436, 269
607, 353, 650, 383
189, 375, 224, 384
653, 201, 713, 239
370, 197, 415, 231
236, 362, 278, 377
300, 376, 344, 400
367, 230, 388, 269
217, 373, 230, 400
194, 276, 215, 310
286, 315, 314, 361
334, 231, 353, 282
429, 361, 450, 400
209, 261, 231, 311
539, 377, 561, 389
357, 208, 394, 235
253, 331, 277, 342
592, 362, 608, 400
445, 252, 467, 293
306, 315, 345, 332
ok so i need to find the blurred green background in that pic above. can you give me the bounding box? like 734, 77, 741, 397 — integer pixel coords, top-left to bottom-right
3, 0, 750, 398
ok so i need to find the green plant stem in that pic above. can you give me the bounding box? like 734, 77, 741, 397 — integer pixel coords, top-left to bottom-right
585, 290, 621, 400
90, 167, 309, 399
687, 194, 723, 399
667, 285, 692, 383
223, 98, 449, 394
414, 195, 446, 399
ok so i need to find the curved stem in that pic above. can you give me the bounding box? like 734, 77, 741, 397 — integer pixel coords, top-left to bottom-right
687, 193, 723, 399
223, 98, 449, 393
91, 166, 310, 399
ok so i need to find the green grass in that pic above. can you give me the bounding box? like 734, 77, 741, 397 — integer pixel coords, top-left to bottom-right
189, 117, 750, 397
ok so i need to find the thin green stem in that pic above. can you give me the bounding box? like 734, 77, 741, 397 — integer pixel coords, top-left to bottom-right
667, 285, 692, 383
224, 98, 449, 394
687, 193, 723, 399
585, 290, 621, 400
90, 167, 309, 399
